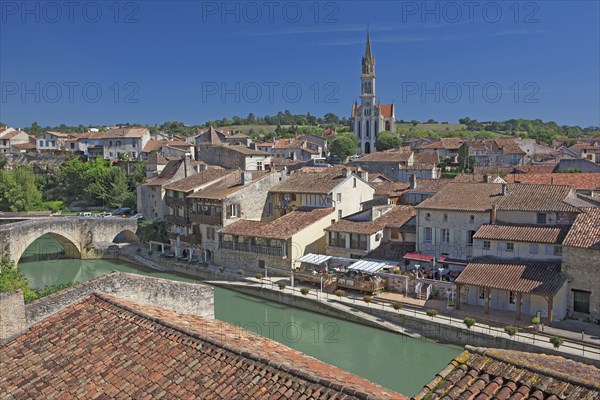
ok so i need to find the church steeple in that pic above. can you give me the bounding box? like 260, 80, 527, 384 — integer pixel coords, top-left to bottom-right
362, 28, 375, 75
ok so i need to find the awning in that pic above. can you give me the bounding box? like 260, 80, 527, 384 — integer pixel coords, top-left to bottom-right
297, 253, 332, 265
403, 253, 434, 262
347, 260, 388, 274
438, 257, 467, 266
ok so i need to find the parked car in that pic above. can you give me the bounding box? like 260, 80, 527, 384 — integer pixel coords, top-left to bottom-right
76, 212, 92, 217
132, 213, 144, 220
99, 212, 112, 218
113, 207, 131, 216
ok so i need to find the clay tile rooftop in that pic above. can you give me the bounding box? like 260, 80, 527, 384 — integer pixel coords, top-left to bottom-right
414, 346, 600, 400
0, 293, 405, 399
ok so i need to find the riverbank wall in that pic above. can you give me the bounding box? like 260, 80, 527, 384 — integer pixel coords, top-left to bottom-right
219, 283, 600, 367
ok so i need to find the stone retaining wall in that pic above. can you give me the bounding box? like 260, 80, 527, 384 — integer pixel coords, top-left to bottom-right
26, 272, 214, 326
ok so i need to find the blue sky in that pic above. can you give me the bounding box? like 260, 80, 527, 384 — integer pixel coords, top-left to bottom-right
1, 0, 598, 128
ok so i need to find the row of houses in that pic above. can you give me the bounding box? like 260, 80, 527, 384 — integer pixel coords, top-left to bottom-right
139, 148, 600, 324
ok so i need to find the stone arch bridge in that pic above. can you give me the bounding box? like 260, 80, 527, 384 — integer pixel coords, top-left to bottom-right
0, 217, 139, 265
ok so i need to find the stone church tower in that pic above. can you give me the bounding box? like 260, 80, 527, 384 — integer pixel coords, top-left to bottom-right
351, 30, 396, 154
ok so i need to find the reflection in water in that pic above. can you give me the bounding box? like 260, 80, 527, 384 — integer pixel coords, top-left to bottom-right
19, 235, 461, 396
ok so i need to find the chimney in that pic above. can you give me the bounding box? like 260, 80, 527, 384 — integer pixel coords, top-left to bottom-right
501, 183, 507, 196
483, 174, 489, 183
0, 290, 27, 342
241, 170, 253, 185
342, 167, 351, 178
409, 174, 417, 189
183, 153, 192, 177
491, 204, 497, 224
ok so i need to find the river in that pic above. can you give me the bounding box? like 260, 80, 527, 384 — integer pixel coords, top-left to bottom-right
18, 235, 461, 396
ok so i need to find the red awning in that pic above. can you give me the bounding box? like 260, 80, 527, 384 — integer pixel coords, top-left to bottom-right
403, 253, 434, 262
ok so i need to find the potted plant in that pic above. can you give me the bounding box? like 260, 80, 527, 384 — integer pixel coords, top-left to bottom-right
463, 317, 476, 329
447, 300, 455, 310
278, 282, 286, 290
255, 273, 263, 280
550, 336, 563, 349
504, 326, 518, 337
392, 302, 403, 312
426, 309, 438, 319
363, 295, 372, 307
335, 289, 345, 299
300, 288, 309, 296
531, 316, 541, 331
237, 269, 244, 276
147, 250, 153, 256
219, 266, 225, 273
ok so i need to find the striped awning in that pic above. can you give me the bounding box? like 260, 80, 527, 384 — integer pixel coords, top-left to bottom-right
297, 253, 332, 265
347, 260, 387, 274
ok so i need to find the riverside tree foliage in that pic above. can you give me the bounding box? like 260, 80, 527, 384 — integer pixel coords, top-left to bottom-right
54, 158, 144, 209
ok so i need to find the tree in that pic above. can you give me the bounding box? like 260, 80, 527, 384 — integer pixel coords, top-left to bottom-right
323, 113, 340, 125
0, 258, 36, 301
0, 167, 43, 212
107, 168, 133, 209
330, 133, 357, 161
375, 131, 402, 151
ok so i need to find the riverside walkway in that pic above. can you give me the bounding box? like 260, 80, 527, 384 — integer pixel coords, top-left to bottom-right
118, 246, 600, 366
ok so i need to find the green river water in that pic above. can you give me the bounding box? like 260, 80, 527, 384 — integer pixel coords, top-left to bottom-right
18, 235, 461, 396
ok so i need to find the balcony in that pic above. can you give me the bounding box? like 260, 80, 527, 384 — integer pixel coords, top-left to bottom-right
219, 241, 284, 257
189, 213, 221, 225
165, 215, 189, 226
166, 196, 187, 207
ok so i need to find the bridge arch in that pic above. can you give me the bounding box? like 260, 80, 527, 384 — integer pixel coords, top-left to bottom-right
16, 231, 82, 265
112, 229, 140, 244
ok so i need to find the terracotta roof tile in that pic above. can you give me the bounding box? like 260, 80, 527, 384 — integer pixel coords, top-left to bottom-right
188, 170, 270, 200
505, 173, 600, 190
163, 168, 229, 192
0, 293, 405, 399
473, 224, 571, 245
455, 257, 566, 296
270, 167, 351, 194
379, 103, 394, 118
100, 127, 149, 139
219, 207, 335, 240
413, 152, 439, 165
417, 183, 580, 213
326, 206, 416, 235
415, 347, 600, 400
405, 179, 451, 194
353, 148, 413, 163
416, 183, 500, 211
562, 207, 600, 249
374, 181, 410, 197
